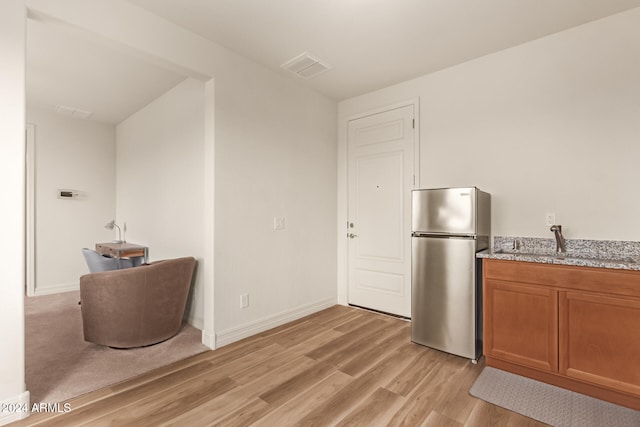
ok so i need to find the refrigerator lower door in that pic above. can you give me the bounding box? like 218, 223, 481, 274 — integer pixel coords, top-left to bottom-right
411, 235, 478, 359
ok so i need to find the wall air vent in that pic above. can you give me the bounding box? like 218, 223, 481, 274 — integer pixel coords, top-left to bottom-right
280, 52, 331, 79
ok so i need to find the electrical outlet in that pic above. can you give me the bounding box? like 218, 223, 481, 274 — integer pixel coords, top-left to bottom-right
273, 216, 285, 230
545, 212, 556, 226
240, 293, 249, 309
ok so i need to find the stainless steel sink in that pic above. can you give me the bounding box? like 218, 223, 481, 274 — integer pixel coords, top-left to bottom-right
494, 249, 550, 256
493, 249, 637, 264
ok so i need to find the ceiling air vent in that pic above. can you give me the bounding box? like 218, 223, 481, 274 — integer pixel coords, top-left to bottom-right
55, 104, 93, 120
280, 52, 331, 79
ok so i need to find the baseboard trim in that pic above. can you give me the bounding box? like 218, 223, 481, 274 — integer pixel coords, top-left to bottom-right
215, 297, 337, 348
201, 329, 215, 350
0, 391, 30, 425
33, 283, 78, 296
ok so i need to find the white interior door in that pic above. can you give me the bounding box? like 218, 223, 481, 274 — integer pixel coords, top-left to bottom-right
347, 104, 415, 317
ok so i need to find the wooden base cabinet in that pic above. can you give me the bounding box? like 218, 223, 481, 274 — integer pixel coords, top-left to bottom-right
483, 259, 640, 410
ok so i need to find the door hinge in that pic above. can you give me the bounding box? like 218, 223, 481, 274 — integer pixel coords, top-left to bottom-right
412, 119, 415, 129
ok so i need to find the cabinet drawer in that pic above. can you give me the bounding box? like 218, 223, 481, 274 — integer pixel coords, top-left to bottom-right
483, 259, 640, 298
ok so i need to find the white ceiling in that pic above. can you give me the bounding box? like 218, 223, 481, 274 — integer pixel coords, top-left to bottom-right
26, 1, 640, 124
126, 0, 640, 100
26, 17, 186, 125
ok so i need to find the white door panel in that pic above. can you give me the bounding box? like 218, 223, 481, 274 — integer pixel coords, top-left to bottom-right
355, 118, 406, 147
356, 151, 403, 261
347, 105, 415, 317
357, 269, 405, 296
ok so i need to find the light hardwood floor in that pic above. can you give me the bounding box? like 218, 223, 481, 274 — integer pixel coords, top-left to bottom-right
10, 305, 547, 426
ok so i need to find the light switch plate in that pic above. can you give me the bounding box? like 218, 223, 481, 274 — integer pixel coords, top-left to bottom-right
273, 217, 285, 230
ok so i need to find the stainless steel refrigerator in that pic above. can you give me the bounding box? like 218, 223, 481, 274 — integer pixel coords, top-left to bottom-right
411, 187, 490, 362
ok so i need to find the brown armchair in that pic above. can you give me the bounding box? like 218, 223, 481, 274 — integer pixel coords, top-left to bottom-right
79, 257, 196, 348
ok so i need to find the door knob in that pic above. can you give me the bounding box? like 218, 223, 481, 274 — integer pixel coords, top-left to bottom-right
348, 233, 358, 239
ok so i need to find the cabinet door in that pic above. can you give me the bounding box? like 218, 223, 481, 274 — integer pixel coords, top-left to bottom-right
484, 279, 558, 372
559, 292, 640, 396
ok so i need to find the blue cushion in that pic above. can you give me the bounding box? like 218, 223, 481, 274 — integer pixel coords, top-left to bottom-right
82, 248, 134, 273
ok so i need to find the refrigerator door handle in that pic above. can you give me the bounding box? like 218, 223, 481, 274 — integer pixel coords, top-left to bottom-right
412, 232, 477, 239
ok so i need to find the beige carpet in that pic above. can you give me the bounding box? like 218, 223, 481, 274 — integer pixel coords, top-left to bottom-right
25, 290, 209, 404
470, 367, 640, 427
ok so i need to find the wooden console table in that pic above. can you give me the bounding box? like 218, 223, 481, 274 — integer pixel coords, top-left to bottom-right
95, 242, 148, 264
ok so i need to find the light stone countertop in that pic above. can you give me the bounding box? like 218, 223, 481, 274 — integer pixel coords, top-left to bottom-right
477, 236, 640, 271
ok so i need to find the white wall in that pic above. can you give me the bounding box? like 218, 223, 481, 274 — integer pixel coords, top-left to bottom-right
113, 38, 339, 342
339, 7, 640, 242
0, 0, 28, 423
116, 77, 205, 327
213, 50, 338, 341
27, 106, 116, 295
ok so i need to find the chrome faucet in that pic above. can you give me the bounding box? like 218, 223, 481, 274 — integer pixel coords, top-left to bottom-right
550, 225, 566, 254
512, 239, 522, 251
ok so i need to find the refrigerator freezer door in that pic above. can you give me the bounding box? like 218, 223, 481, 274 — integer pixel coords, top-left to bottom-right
412, 188, 476, 235
411, 236, 477, 359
